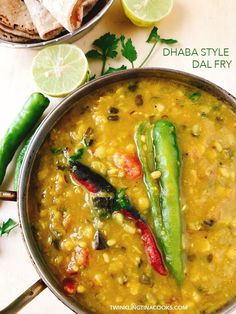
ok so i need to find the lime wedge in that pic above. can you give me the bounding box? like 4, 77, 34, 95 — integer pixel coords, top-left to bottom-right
32, 44, 88, 97
121, 0, 173, 27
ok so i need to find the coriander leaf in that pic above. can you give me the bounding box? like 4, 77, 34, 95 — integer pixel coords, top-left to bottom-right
50, 147, 65, 155
146, 26, 160, 43
69, 148, 84, 162
188, 92, 201, 102
86, 49, 102, 59
90, 33, 120, 75
120, 35, 137, 68
114, 189, 142, 220
160, 38, 178, 44
114, 188, 131, 210
139, 27, 160, 67
82, 138, 89, 147
104, 65, 127, 75
211, 105, 221, 112
87, 72, 96, 81
0, 218, 18, 236
93, 33, 119, 59
140, 27, 178, 68
147, 27, 178, 45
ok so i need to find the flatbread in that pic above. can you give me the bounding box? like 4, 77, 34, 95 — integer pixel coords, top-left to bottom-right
83, 0, 100, 16
24, 0, 64, 40
0, 0, 38, 36
40, 0, 99, 33
0, 28, 32, 43
0, 22, 40, 39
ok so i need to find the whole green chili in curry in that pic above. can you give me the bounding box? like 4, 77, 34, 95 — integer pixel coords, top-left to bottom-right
135, 120, 184, 285
153, 120, 184, 285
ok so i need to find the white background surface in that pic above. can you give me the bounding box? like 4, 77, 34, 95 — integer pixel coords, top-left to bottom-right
0, 0, 236, 313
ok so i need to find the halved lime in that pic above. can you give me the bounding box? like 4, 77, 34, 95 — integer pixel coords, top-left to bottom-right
32, 44, 88, 97
121, 0, 173, 27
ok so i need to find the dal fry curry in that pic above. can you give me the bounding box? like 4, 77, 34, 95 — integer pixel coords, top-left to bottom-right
30, 78, 236, 314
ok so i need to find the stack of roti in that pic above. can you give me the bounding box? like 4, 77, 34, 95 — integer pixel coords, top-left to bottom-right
0, 0, 99, 43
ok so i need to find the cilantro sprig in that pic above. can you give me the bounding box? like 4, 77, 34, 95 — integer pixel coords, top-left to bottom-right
0, 218, 18, 236
86, 27, 177, 76
139, 26, 177, 67
86, 33, 120, 75
120, 35, 137, 68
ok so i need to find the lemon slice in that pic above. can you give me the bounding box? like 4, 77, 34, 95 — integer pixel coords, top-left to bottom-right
32, 44, 89, 97
121, 0, 173, 27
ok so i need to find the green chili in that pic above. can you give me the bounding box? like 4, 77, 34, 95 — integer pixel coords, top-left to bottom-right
135, 120, 184, 285
134, 122, 166, 246
0, 93, 49, 186
14, 134, 32, 190
153, 120, 184, 285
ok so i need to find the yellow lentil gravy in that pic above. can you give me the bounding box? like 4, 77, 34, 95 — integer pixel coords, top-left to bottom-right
30, 78, 236, 314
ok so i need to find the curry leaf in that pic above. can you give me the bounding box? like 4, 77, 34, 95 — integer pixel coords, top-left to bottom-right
120, 35, 137, 68
0, 218, 18, 236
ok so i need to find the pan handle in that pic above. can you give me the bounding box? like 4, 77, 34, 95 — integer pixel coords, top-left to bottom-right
0, 191, 17, 202
0, 279, 46, 314
0, 192, 46, 312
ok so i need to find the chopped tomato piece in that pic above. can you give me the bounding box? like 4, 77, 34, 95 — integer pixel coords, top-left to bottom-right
63, 278, 76, 294
113, 152, 142, 179
75, 246, 90, 267
66, 255, 79, 275
66, 246, 90, 274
